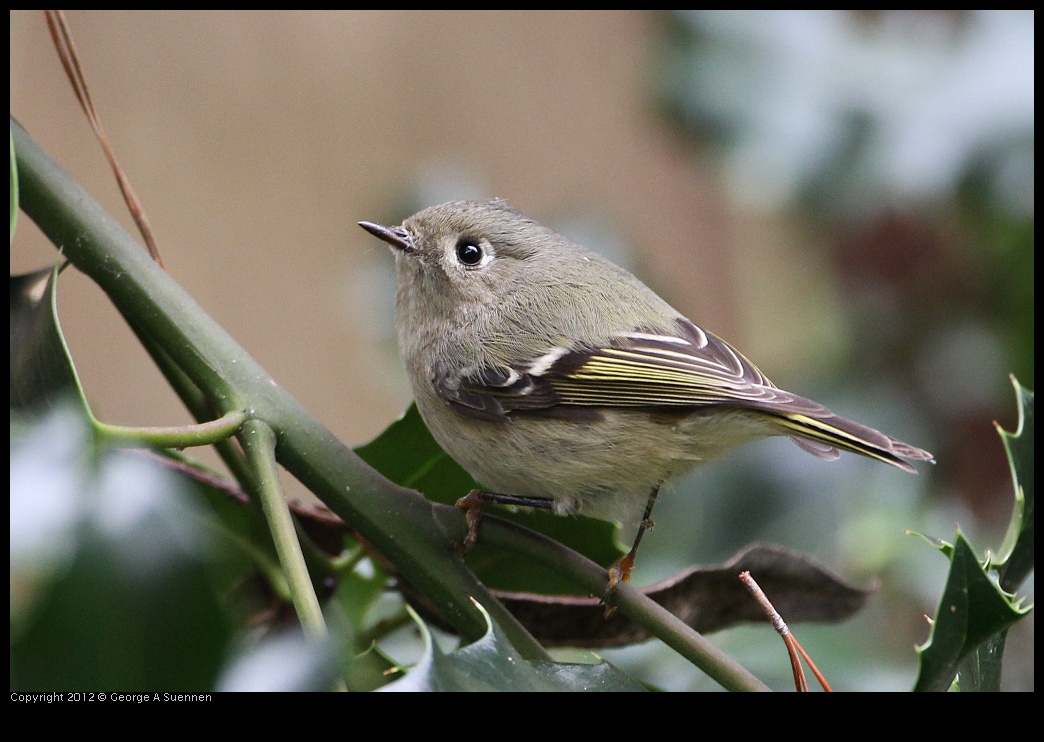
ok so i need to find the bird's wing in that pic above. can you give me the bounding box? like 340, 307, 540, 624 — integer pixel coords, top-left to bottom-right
439, 317, 800, 414
435, 318, 932, 472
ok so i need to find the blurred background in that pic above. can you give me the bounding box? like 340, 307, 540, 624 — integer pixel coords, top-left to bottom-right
10, 10, 1033, 690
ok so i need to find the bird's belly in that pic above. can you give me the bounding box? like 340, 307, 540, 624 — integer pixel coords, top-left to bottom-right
417, 399, 775, 529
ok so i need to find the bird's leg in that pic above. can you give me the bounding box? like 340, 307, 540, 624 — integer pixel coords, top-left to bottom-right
604, 484, 661, 612
455, 489, 556, 553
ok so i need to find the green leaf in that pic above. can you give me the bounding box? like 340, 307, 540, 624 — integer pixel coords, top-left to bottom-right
912, 376, 1034, 692
994, 375, 1033, 593
334, 556, 389, 634
354, 402, 478, 499
10, 406, 236, 691
913, 531, 1030, 692
905, 529, 954, 559
379, 601, 646, 692
10, 264, 79, 411
343, 642, 403, 692
11, 405, 344, 692
355, 404, 623, 593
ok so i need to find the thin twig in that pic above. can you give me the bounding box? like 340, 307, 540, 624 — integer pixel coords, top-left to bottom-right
739, 570, 832, 692
44, 10, 164, 267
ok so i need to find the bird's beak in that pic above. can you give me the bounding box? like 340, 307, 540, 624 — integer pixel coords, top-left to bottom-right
358, 221, 414, 253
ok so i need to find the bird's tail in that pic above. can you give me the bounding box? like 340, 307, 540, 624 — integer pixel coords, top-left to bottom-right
774, 407, 934, 473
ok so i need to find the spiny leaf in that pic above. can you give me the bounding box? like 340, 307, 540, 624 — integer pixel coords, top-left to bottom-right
913, 532, 1030, 692
994, 375, 1033, 593
378, 600, 645, 692
912, 376, 1034, 692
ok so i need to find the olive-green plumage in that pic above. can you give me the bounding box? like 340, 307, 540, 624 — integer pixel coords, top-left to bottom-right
360, 200, 933, 536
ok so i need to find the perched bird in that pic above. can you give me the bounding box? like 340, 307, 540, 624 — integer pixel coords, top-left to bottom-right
360, 200, 932, 588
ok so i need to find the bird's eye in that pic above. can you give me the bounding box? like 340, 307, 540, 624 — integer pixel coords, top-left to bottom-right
455, 238, 485, 267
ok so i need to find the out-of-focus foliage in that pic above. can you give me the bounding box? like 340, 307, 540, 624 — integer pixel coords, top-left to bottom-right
611, 10, 1034, 690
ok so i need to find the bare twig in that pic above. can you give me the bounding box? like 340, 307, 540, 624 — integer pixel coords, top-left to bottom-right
740, 570, 832, 692
44, 10, 164, 267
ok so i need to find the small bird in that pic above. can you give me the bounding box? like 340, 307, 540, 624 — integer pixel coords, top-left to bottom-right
360, 200, 933, 589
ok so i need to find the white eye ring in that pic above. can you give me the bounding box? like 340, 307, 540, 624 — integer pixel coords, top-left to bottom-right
454, 237, 494, 268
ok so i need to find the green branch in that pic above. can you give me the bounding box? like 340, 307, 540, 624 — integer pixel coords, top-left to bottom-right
12, 117, 549, 662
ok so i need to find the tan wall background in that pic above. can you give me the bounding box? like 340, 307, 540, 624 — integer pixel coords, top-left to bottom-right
10, 11, 832, 452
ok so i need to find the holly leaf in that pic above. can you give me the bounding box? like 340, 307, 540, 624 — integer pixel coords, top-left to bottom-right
913, 532, 1029, 692
993, 375, 1033, 592
378, 600, 646, 692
